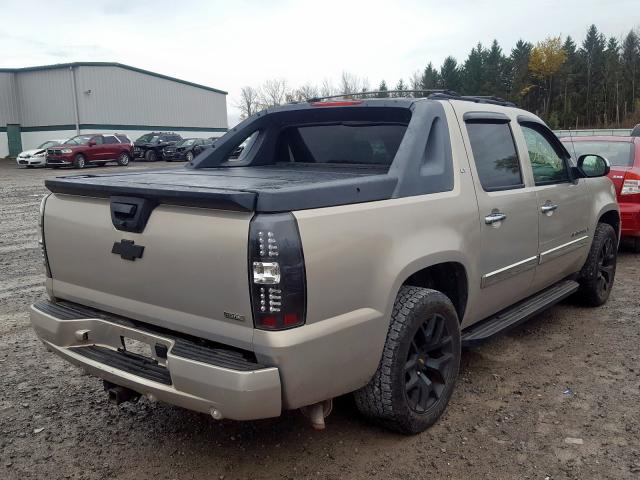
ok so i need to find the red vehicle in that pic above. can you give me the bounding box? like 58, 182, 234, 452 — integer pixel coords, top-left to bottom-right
561, 135, 640, 251
46, 133, 133, 169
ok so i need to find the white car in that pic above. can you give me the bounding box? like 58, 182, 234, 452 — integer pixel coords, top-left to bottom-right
16, 140, 66, 167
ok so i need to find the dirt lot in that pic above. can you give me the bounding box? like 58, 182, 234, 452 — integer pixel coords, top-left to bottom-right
1, 159, 639, 480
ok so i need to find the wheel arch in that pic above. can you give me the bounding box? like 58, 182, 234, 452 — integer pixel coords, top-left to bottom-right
598, 208, 621, 242
399, 260, 469, 323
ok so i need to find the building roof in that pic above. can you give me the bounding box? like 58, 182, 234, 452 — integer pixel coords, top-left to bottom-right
0, 62, 227, 95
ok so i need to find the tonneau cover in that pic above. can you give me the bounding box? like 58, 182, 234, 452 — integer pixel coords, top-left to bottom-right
45, 164, 398, 212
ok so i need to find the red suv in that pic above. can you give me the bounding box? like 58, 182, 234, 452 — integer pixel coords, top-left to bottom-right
561, 135, 640, 251
46, 134, 133, 169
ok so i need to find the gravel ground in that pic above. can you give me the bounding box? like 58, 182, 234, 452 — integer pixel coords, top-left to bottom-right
1, 160, 639, 480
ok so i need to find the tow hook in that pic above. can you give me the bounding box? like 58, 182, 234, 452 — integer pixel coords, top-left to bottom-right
103, 380, 140, 405
301, 399, 333, 430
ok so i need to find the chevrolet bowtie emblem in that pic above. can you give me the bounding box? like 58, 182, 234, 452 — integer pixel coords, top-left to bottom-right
111, 239, 144, 261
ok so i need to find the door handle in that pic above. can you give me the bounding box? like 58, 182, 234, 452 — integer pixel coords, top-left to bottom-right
484, 212, 507, 225
541, 203, 558, 214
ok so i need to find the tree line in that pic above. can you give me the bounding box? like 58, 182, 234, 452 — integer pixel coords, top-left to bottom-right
237, 24, 640, 130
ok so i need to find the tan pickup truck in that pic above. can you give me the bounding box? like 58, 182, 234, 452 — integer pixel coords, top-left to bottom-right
31, 93, 619, 434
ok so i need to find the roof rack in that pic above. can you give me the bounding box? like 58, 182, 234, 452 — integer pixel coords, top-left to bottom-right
307, 89, 454, 102
427, 92, 516, 107
307, 90, 516, 107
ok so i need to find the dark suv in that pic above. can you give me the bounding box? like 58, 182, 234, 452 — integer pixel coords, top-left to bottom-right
133, 132, 182, 162
162, 138, 214, 162
46, 134, 133, 169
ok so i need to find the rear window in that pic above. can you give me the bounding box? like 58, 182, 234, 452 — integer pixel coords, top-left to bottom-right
565, 141, 634, 167
467, 123, 523, 191
278, 123, 407, 166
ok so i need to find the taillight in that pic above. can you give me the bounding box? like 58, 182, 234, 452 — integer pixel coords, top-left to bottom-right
621, 169, 640, 196
39, 194, 52, 278
248, 213, 306, 330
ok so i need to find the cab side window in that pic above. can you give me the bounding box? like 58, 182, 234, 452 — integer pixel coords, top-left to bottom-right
521, 125, 570, 185
466, 122, 523, 191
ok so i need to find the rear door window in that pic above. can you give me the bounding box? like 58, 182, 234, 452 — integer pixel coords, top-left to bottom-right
466, 123, 523, 191
568, 141, 634, 167
103, 135, 119, 144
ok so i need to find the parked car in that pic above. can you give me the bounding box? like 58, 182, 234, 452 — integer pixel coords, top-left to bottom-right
561, 135, 640, 251
133, 132, 182, 162
162, 138, 214, 162
16, 140, 66, 168
631, 124, 640, 136
46, 134, 133, 169
32, 95, 619, 434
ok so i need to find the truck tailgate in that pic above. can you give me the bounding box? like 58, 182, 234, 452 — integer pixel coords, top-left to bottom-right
44, 194, 255, 350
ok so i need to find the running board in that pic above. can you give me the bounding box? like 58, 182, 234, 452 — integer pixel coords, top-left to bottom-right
461, 280, 579, 347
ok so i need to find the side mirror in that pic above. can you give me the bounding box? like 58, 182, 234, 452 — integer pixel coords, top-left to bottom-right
88, 139, 96, 147
576, 154, 610, 178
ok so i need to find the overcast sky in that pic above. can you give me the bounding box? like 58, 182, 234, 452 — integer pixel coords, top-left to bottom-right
1, 0, 638, 126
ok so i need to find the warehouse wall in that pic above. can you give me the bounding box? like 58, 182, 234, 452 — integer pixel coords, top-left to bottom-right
75, 66, 227, 129
0, 133, 8, 156
17, 68, 76, 127
0, 72, 20, 124
1, 63, 228, 158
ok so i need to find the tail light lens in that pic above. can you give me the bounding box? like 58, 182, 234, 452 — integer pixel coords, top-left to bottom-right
39, 194, 52, 278
621, 169, 640, 197
248, 213, 306, 330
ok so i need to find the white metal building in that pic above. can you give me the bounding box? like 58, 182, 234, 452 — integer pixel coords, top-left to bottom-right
0, 62, 228, 157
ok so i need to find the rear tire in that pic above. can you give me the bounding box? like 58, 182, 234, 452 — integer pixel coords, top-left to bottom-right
73, 154, 85, 169
117, 152, 130, 166
354, 286, 461, 435
577, 223, 617, 306
144, 150, 157, 162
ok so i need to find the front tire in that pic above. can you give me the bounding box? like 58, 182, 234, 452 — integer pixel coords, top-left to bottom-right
144, 150, 157, 162
577, 223, 617, 306
354, 286, 461, 434
185, 151, 194, 162
117, 152, 130, 166
73, 154, 86, 169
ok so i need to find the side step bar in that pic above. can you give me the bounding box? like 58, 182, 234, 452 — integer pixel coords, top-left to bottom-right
461, 280, 579, 347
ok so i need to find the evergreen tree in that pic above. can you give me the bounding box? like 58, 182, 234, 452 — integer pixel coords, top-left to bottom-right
461, 43, 487, 94
484, 39, 508, 97
393, 79, 407, 97
559, 36, 578, 128
621, 30, 640, 120
509, 40, 533, 108
421, 62, 441, 90
376, 80, 389, 98
579, 24, 606, 125
440, 56, 461, 92
603, 37, 621, 125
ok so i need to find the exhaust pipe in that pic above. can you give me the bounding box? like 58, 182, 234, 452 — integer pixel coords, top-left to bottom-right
301, 399, 333, 430
103, 380, 140, 405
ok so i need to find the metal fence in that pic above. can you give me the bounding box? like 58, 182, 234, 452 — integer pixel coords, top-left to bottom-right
554, 129, 632, 138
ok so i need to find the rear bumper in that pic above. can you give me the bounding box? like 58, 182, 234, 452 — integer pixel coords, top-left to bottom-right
30, 301, 282, 420
620, 201, 640, 237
